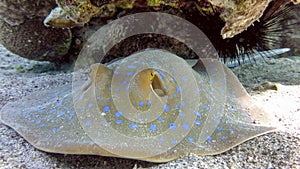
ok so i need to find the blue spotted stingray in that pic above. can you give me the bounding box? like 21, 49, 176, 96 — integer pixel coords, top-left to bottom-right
0, 49, 276, 162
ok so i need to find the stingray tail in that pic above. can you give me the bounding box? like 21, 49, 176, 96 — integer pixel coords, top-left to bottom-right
221, 48, 291, 68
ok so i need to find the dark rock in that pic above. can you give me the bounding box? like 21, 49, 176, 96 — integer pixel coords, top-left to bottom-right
0, 18, 72, 62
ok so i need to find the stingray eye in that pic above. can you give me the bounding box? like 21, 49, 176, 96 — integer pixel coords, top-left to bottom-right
149, 71, 155, 81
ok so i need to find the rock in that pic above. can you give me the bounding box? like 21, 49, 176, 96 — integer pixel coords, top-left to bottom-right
0, 18, 72, 62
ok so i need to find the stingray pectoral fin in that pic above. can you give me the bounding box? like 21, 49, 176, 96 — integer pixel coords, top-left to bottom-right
190, 58, 277, 155
194, 58, 276, 127
221, 62, 277, 126
0, 84, 117, 157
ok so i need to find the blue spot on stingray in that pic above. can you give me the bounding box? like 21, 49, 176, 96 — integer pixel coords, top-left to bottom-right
50, 108, 56, 113
165, 96, 169, 100
173, 93, 178, 98
226, 119, 233, 124
159, 73, 164, 79
115, 111, 122, 118
81, 108, 85, 113
180, 101, 185, 106
176, 86, 182, 94
181, 76, 188, 82
164, 86, 168, 90
113, 70, 119, 75
195, 120, 202, 126
214, 119, 221, 124
129, 123, 138, 130
35, 119, 41, 124
56, 100, 63, 106
116, 119, 123, 125
88, 103, 93, 109
103, 106, 110, 113
39, 124, 45, 128
139, 101, 144, 107
228, 108, 235, 112
217, 127, 223, 131
47, 115, 52, 119
175, 105, 180, 109
159, 137, 164, 142
229, 128, 235, 135
125, 85, 129, 91
158, 116, 163, 121
164, 104, 170, 112
169, 122, 177, 130
126, 72, 134, 76
206, 135, 212, 143
122, 81, 127, 85
96, 96, 100, 100
66, 110, 76, 121
108, 87, 112, 91
179, 112, 185, 118
149, 124, 157, 131
182, 123, 190, 130
138, 117, 143, 122
85, 120, 92, 126
127, 65, 137, 69
194, 110, 202, 117
196, 87, 200, 93
38, 109, 45, 113
56, 111, 65, 117
147, 100, 152, 106
23, 114, 30, 119
221, 136, 227, 141
187, 137, 194, 143
102, 120, 108, 126
52, 128, 57, 133
115, 87, 120, 92
205, 106, 210, 111
216, 111, 223, 117
200, 104, 210, 111
172, 140, 177, 144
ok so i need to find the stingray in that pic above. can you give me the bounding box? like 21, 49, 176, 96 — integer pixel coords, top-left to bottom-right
0, 49, 277, 162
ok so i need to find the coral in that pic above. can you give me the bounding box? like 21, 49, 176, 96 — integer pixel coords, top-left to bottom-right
45, 0, 299, 40
207, 0, 298, 39
44, 0, 116, 27
207, 0, 272, 39
147, 0, 183, 8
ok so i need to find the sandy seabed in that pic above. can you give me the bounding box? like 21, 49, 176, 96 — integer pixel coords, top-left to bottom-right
0, 44, 299, 169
